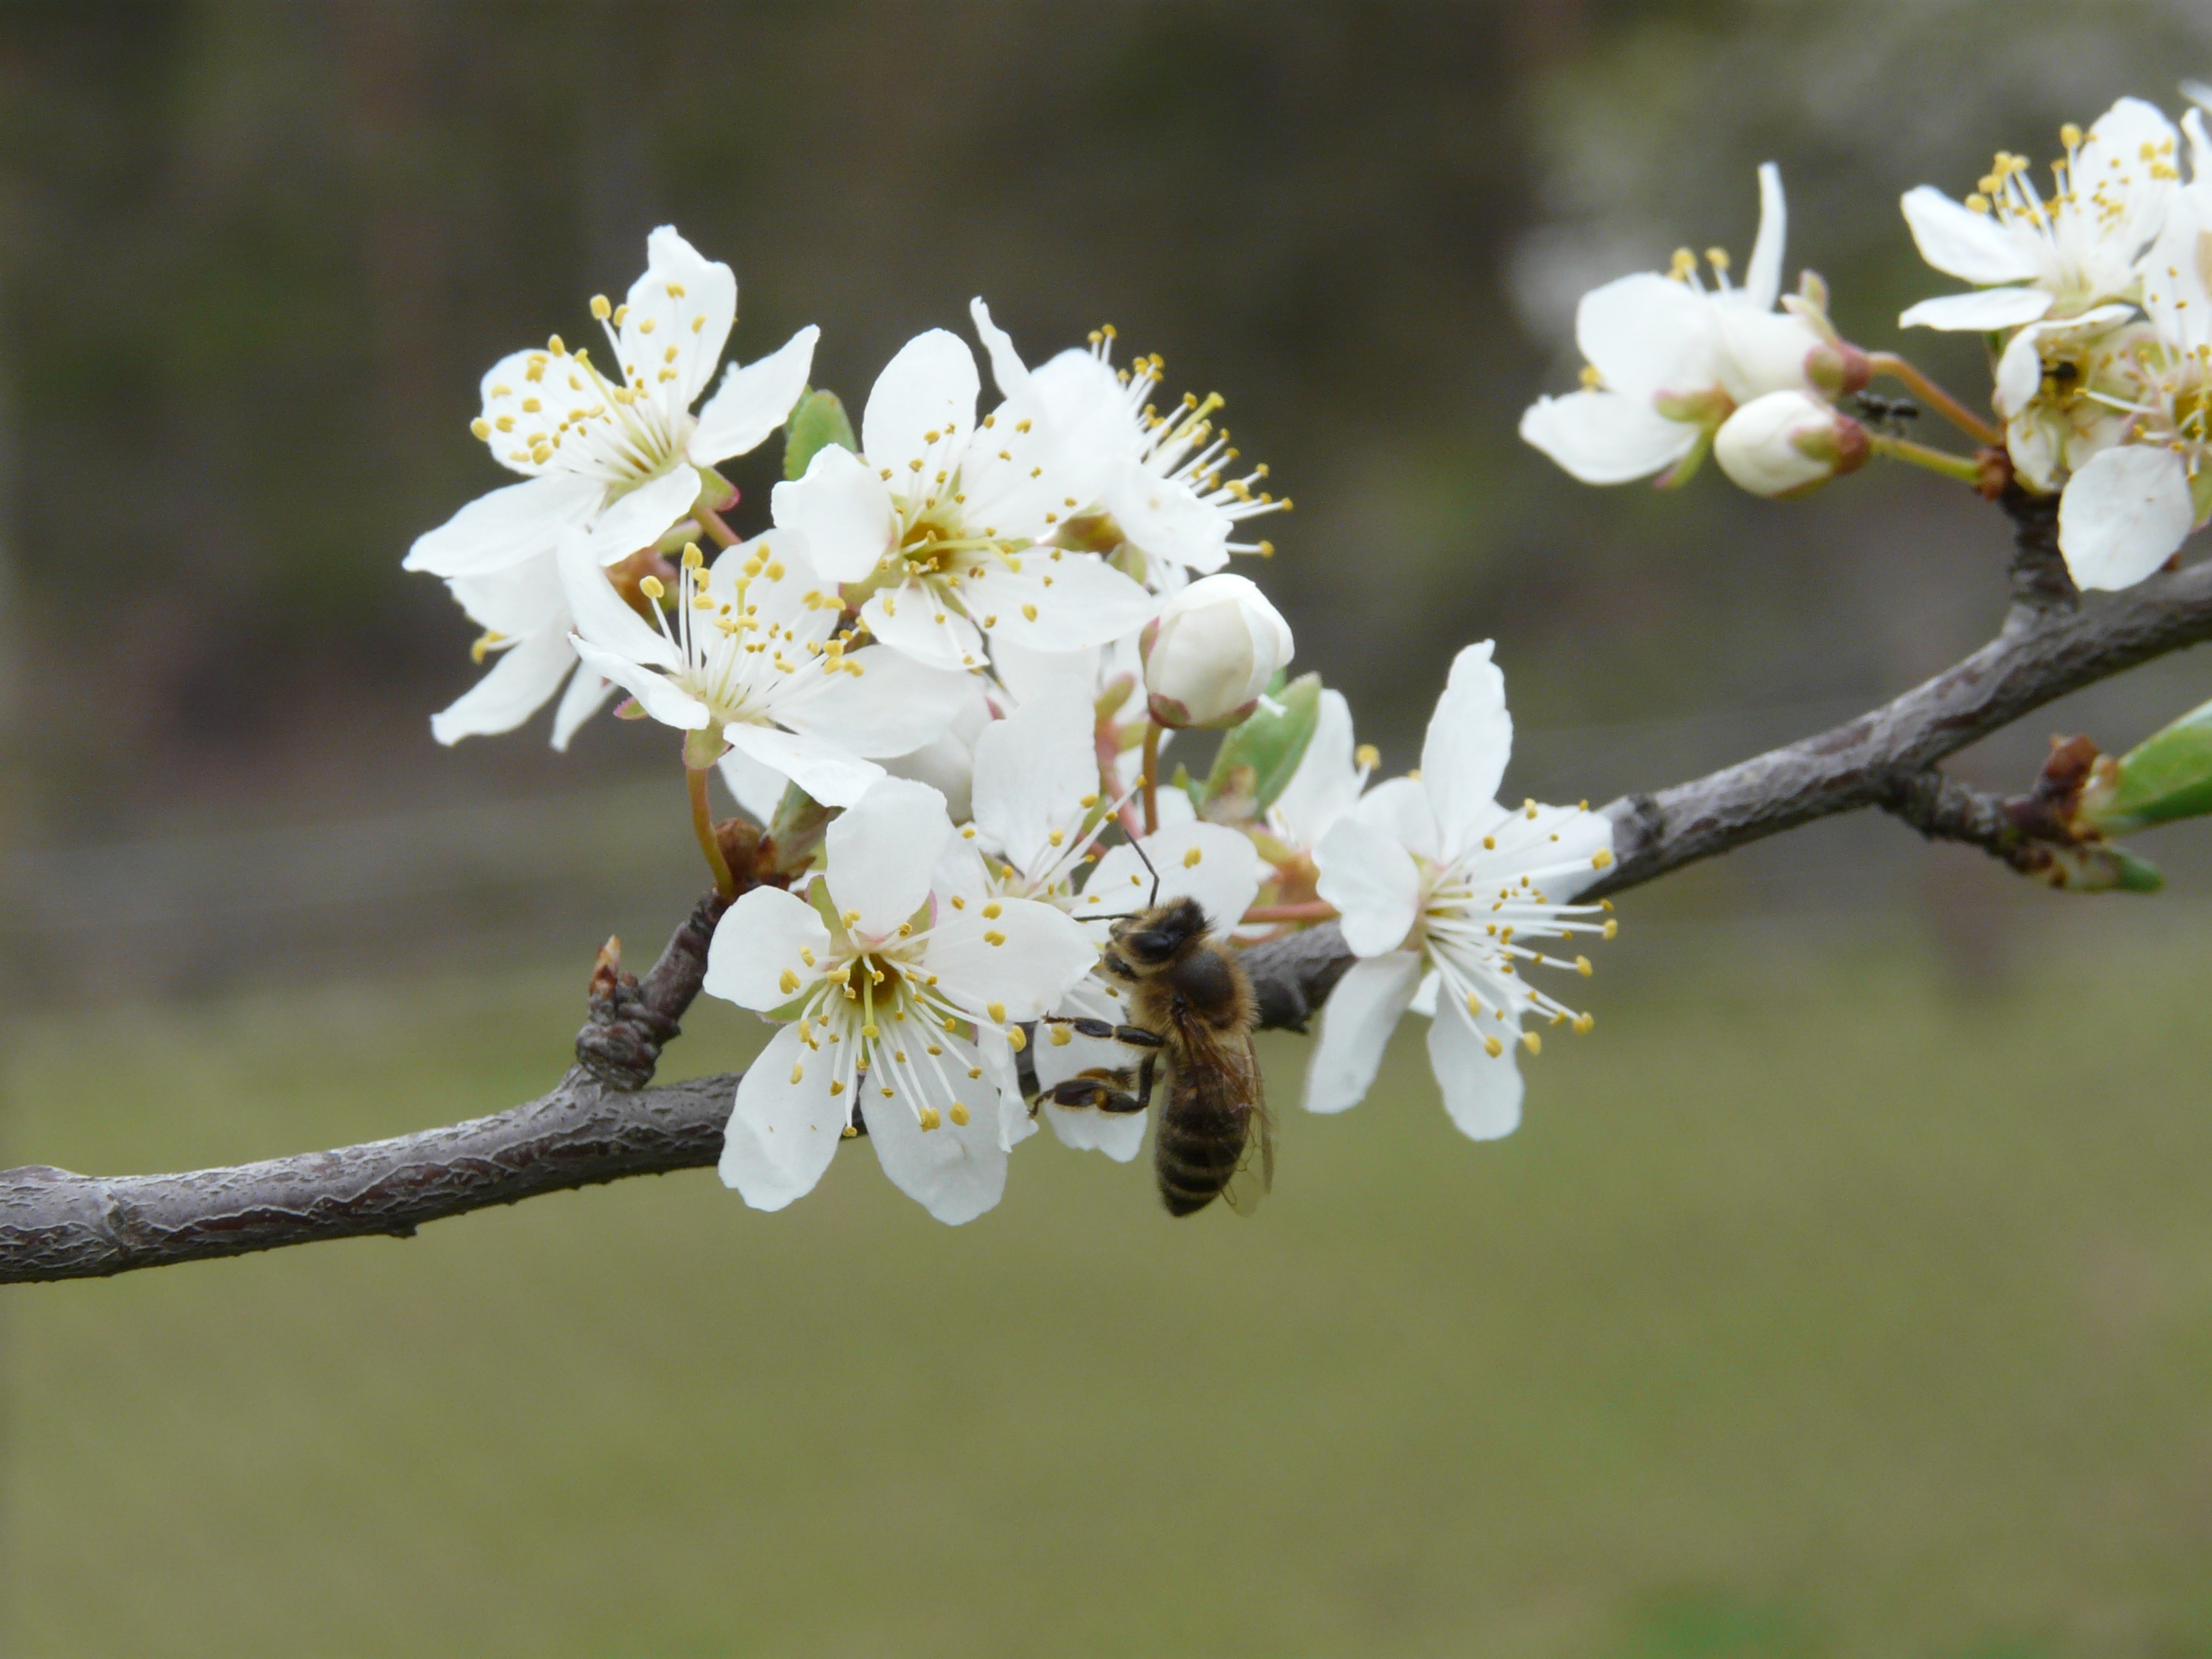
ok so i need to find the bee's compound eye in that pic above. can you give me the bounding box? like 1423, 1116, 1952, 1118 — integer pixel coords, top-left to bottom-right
1123, 930, 1176, 964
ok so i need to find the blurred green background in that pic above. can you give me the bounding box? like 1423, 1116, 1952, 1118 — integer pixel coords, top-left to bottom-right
10, 1, 2212, 1654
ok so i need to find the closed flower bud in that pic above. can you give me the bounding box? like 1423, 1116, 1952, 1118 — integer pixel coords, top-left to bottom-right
1141, 573, 1295, 729
1713, 390, 1870, 499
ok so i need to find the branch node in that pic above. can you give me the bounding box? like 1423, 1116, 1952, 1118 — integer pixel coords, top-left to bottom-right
2000, 484, 2078, 621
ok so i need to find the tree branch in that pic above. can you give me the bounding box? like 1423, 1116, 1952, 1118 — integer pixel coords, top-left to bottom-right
14, 532, 2212, 1283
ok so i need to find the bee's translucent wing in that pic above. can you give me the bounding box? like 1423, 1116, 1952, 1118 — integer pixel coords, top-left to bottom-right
1220, 1038, 1273, 1216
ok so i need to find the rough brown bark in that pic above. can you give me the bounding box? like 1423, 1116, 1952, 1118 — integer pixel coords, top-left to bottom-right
12, 539, 2212, 1284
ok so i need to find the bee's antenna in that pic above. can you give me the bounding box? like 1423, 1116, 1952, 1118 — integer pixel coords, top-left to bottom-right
1127, 834, 1161, 909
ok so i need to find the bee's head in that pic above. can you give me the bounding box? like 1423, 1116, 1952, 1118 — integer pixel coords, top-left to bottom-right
1111, 895, 1210, 967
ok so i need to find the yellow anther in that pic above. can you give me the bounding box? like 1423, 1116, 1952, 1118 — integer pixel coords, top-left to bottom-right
2061, 121, 2083, 149
1668, 247, 1697, 279
987, 1001, 1006, 1023
1048, 829, 1065, 847
1522, 1031, 1542, 1056
918, 1106, 941, 1132
789, 1062, 804, 1084
981, 901, 1002, 919
1591, 848, 1614, 869
638, 316, 657, 335
468, 629, 505, 664
861, 1021, 879, 1040
778, 968, 800, 995
1007, 1025, 1027, 1052
842, 909, 861, 926
682, 542, 703, 569
1483, 1035, 1503, 1059
639, 575, 665, 600
1182, 845, 1203, 868
1966, 193, 1992, 213
1575, 956, 1593, 977
949, 1103, 970, 1127
829, 1080, 845, 1097
1573, 1012, 1595, 1035
1048, 1024, 1072, 1047
1603, 919, 1618, 940
1353, 743, 1380, 771
764, 562, 785, 581
590, 294, 612, 319
1465, 991, 1482, 1017
1022, 603, 1039, 621
1704, 247, 1730, 272
984, 930, 1006, 947
470, 417, 491, 440
548, 334, 566, 356
1578, 363, 1603, 389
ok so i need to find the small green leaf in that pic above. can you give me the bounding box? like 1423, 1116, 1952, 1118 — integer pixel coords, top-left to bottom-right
2035, 842, 2163, 895
783, 389, 856, 482
766, 781, 832, 877
2076, 696, 2212, 834
1201, 672, 1322, 823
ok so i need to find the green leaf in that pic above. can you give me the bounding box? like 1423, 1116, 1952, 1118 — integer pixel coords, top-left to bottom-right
766, 781, 833, 877
2076, 696, 2212, 834
1200, 672, 1322, 823
783, 389, 856, 482
2035, 843, 2163, 895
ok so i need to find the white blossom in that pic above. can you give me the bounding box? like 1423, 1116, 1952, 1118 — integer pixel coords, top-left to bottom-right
1520, 164, 1839, 488
704, 778, 1097, 1224
1266, 688, 1377, 859
768, 312, 1154, 673
559, 528, 969, 807
1900, 100, 2178, 335
971, 306, 1288, 594
1141, 572, 1294, 729
405, 226, 818, 581
428, 550, 613, 750
2045, 109, 2212, 590
1307, 643, 1614, 1141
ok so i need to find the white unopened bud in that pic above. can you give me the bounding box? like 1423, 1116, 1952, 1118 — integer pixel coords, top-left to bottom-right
1141, 573, 1294, 729
1713, 390, 1870, 499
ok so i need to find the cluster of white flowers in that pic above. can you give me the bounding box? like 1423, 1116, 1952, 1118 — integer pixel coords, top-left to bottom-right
1522, 90, 2212, 596
405, 228, 1622, 1223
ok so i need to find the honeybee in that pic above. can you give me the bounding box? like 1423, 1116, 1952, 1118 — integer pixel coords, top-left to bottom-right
1040, 855, 1272, 1217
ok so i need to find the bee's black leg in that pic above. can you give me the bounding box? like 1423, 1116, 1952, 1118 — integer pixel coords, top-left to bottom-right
1042, 1016, 1166, 1048
1043, 1057, 1156, 1115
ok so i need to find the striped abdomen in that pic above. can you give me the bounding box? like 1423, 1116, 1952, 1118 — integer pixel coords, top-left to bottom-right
1154, 1069, 1249, 1216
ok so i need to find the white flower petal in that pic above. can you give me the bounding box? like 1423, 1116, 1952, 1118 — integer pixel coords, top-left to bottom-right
689, 325, 821, 464
863, 328, 978, 489
1103, 462, 1231, 576
555, 538, 680, 668
863, 1056, 1010, 1227
1074, 823, 1260, 940
1744, 161, 1788, 314
859, 582, 986, 673
1271, 688, 1362, 850
970, 684, 1099, 873
1421, 641, 1514, 859
1427, 1002, 1524, 1141
1992, 322, 2053, 420
549, 666, 616, 752
1575, 271, 1721, 402
621, 225, 737, 413
577, 466, 701, 562
771, 443, 897, 584
429, 627, 575, 745
1899, 186, 2042, 285
569, 636, 709, 729
1044, 1100, 1149, 1162
717, 738, 792, 822
2059, 445, 2195, 592
723, 722, 885, 810
774, 645, 975, 759
403, 472, 602, 577
1315, 817, 1421, 958
719, 1023, 844, 1212
826, 776, 952, 937
927, 899, 1098, 1018
1304, 950, 1423, 1114
703, 885, 834, 1011
1897, 286, 2051, 332
970, 554, 1157, 655
967, 297, 1035, 398
1351, 775, 1440, 862
1519, 390, 1698, 486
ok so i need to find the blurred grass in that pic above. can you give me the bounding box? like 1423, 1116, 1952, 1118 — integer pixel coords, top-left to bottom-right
9, 929, 2212, 1658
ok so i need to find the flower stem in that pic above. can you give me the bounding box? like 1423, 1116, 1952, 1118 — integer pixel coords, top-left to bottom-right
1869, 432, 1986, 485
689, 764, 739, 899
696, 505, 741, 548
1140, 720, 1163, 836
1866, 352, 2001, 446
1242, 900, 1338, 924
